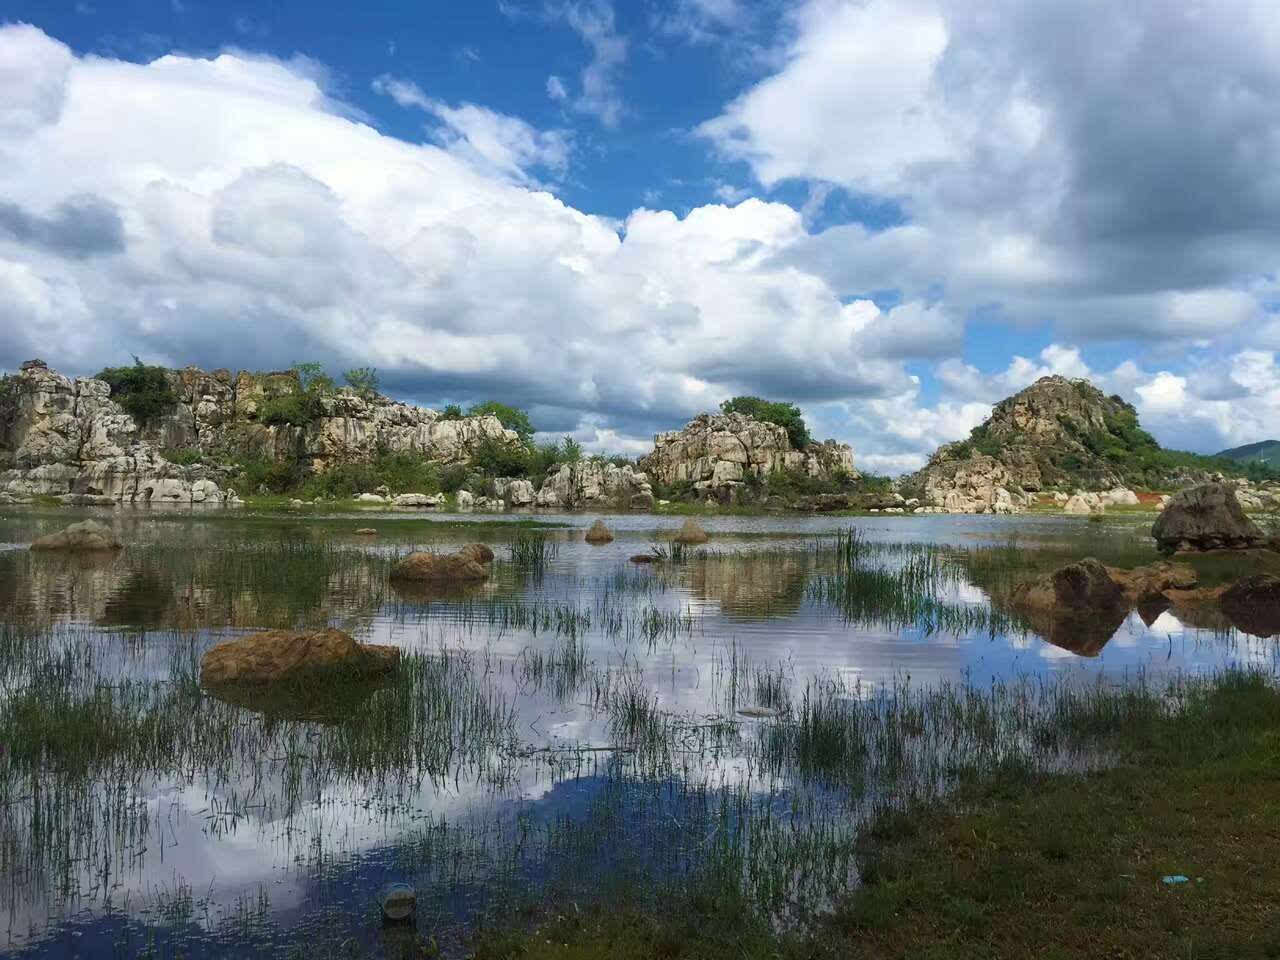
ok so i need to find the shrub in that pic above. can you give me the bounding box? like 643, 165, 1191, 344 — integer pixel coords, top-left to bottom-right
440, 404, 464, 420
343, 366, 379, 399
720, 396, 811, 449
467, 401, 535, 442
235, 456, 300, 495
562, 435, 583, 463
162, 448, 203, 466
0, 374, 19, 433
469, 437, 532, 477
258, 362, 335, 427
97, 358, 177, 426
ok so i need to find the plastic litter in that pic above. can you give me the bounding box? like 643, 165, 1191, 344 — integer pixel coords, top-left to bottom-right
1161, 875, 1189, 885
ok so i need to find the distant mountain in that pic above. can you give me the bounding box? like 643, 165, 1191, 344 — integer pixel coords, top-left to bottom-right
909, 376, 1269, 501
1216, 440, 1280, 466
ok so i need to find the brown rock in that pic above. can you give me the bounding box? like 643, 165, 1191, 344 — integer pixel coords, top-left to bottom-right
584, 519, 614, 544
30, 519, 123, 552
1151, 483, 1264, 554
1106, 561, 1198, 601
629, 553, 656, 564
673, 518, 709, 544
199, 628, 399, 687
390, 543, 493, 582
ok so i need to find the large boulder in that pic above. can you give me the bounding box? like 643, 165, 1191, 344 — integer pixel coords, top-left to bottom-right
673, 518, 709, 544
584, 519, 614, 544
30, 519, 123, 552
1151, 483, 1265, 554
389, 543, 494, 582
199, 628, 400, 687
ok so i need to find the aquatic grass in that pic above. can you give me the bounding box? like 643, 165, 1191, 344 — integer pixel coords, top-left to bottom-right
509, 528, 558, 568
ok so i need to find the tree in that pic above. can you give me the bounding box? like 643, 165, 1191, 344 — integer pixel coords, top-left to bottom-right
562, 435, 583, 462
344, 366, 380, 399
720, 396, 811, 449
467, 401, 535, 442
96, 357, 178, 426
439, 404, 464, 420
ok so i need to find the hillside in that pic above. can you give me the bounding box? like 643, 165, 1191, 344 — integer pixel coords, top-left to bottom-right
1217, 440, 1280, 466
906, 376, 1271, 512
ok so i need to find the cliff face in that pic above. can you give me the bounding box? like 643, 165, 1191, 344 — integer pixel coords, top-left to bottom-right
640, 412, 856, 497
0, 360, 518, 504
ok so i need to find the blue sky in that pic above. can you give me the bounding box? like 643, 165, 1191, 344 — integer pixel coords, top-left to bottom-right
1, 0, 1279, 471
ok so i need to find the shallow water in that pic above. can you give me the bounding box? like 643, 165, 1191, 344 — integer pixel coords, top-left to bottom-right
0, 506, 1274, 957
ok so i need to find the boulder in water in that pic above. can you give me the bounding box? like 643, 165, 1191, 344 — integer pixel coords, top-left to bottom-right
673, 518, 709, 544
1220, 575, 1280, 638
389, 543, 494, 581
1008, 558, 1130, 655
199, 628, 400, 687
1151, 483, 1264, 554
30, 519, 122, 552
584, 519, 614, 544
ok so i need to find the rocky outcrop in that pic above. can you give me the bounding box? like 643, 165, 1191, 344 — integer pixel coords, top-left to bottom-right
389, 543, 495, 582
0, 361, 239, 504
1006, 558, 1138, 655
639, 412, 855, 500
673, 518, 709, 544
1151, 482, 1265, 554
29, 519, 123, 551
916, 454, 1032, 514
0, 360, 521, 503
199, 628, 400, 686
535, 460, 653, 509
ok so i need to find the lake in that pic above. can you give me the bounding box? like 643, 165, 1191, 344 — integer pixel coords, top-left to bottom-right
0, 506, 1274, 958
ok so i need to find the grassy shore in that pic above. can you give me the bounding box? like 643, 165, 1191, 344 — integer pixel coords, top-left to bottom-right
470, 669, 1280, 960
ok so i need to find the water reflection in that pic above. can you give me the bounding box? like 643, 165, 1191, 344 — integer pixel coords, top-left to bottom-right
0, 508, 1275, 957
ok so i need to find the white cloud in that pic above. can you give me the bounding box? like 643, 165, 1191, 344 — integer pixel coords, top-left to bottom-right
560, 1, 627, 127
546, 74, 568, 102
0, 23, 74, 135
373, 75, 570, 185
0, 25, 947, 458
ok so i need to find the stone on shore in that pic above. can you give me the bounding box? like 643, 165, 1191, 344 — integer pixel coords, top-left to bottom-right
199, 627, 400, 687
584, 519, 614, 544
1151, 482, 1264, 554
389, 543, 494, 582
30, 519, 123, 552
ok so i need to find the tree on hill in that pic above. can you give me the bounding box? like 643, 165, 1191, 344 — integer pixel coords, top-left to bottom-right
96, 357, 177, 426
720, 396, 810, 449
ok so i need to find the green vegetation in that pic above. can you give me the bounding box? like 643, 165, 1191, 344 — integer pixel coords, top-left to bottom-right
469, 400, 535, 441
721, 395, 811, 449
258, 364, 333, 427
1217, 439, 1280, 467
440, 403, 464, 419
96, 357, 178, 425
161, 447, 203, 465
342, 365, 379, 398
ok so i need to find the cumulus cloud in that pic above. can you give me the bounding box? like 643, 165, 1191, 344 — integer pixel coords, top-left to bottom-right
558, 1, 627, 127
0, 24, 947, 458
704, 0, 1280, 344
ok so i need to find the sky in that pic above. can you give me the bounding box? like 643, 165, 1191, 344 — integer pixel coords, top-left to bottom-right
1, 0, 1278, 473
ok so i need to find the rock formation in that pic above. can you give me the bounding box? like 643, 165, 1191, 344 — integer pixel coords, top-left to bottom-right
673, 518, 709, 544
389, 543, 495, 582
29, 519, 123, 551
199, 627, 400, 686
907, 375, 1263, 514
0, 359, 519, 503
534, 461, 654, 509
584, 519, 614, 544
1151, 482, 1265, 553
640, 412, 855, 501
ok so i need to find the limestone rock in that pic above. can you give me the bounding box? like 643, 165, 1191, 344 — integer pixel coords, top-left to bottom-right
199, 628, 400, 686
455, 490, 474, 509
584, 519, 614, 544
389, 543, 495, 582
1008, 558, 1129, 654
1219, 575, 1280, 638
1151, 482, 1264, 554
30, 519, 123, 551
1064, 494, 1102, 515
392, 493, 444, 508
536, 462, 651, 508
639, 412, 855, 499
355, 492, 387, 503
